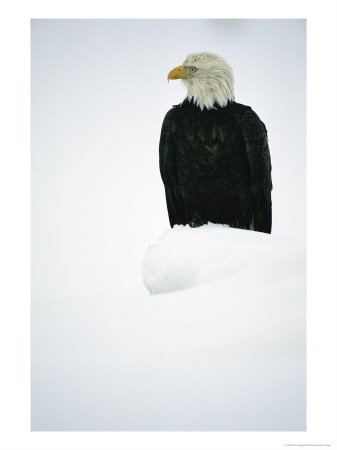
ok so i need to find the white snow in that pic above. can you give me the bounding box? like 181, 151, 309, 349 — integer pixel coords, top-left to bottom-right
142, 223, 305, 294
32, 225, 306, 431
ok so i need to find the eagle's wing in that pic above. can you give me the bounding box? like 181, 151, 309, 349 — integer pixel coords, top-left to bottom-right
159, 110, 187, 227
242, 107, 272, 233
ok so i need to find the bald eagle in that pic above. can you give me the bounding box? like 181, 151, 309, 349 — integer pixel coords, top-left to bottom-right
159, 52, 272, 233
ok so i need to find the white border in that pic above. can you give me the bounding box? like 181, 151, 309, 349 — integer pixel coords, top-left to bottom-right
0, 1, 336, 449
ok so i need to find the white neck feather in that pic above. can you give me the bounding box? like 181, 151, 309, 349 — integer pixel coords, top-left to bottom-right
184, 77, 235, 110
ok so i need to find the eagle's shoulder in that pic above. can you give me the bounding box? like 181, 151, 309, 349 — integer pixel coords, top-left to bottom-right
226, 101, 254, 119
162, 100, 192, 134
228, 102, 268, 139
162, 102, 182, 126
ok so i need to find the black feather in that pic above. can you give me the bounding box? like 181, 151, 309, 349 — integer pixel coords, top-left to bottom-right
159, 100, 272, 233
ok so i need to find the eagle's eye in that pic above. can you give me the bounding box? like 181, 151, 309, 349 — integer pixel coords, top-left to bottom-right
184, 65, 197, 75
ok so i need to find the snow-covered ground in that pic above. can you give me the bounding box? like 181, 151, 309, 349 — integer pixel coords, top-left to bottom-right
32, 225, 306, 431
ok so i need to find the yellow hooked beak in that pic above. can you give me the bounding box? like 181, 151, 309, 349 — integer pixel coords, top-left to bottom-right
167, 65, 193, 82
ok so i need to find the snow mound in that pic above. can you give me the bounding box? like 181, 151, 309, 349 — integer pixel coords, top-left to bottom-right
142, 224, 305, 294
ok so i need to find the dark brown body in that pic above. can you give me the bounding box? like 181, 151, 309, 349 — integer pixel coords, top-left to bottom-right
159, 99, 272, 233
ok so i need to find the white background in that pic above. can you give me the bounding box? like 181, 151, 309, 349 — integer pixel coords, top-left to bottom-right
31, 18, 306, 303
0, 0, 336, 449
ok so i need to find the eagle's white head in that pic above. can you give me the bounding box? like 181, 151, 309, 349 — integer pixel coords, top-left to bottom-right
167, 52, 235, 110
